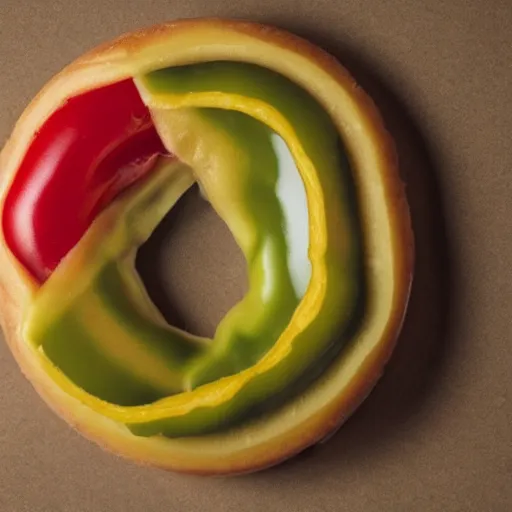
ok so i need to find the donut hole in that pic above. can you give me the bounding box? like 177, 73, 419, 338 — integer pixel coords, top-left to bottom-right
136, 184, 247, 338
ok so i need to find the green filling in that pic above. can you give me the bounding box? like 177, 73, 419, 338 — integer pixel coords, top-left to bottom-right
28, 160, 204, 404
43, 312, 162, 406
181, 109, 299, 389
26, 61, 365, 436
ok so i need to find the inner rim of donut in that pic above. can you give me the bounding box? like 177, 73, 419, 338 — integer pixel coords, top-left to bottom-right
135, 183, 247, 338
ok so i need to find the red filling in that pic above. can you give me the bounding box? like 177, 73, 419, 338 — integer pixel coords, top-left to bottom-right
2, 79, 167, 283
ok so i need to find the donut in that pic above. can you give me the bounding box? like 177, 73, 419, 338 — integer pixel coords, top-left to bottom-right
0, 18, 414, 475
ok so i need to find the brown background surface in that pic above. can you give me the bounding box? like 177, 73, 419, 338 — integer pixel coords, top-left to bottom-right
0, 1, 511, 511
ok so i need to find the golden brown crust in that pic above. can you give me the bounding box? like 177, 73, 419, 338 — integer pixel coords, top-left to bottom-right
0, 18, 414, 475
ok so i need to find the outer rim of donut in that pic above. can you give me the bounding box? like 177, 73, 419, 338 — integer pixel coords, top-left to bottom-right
0, 17, 414, 475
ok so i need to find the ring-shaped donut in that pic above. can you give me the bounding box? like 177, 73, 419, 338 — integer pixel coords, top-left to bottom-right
0, 18, 413, 475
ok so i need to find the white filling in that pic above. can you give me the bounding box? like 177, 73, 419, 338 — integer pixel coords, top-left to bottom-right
272, 134, 311, 298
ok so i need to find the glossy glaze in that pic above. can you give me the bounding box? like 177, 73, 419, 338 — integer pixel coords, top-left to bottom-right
2, 80, 166, 281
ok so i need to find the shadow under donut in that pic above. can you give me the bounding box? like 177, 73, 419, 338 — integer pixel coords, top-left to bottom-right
241, 20, 460, 478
